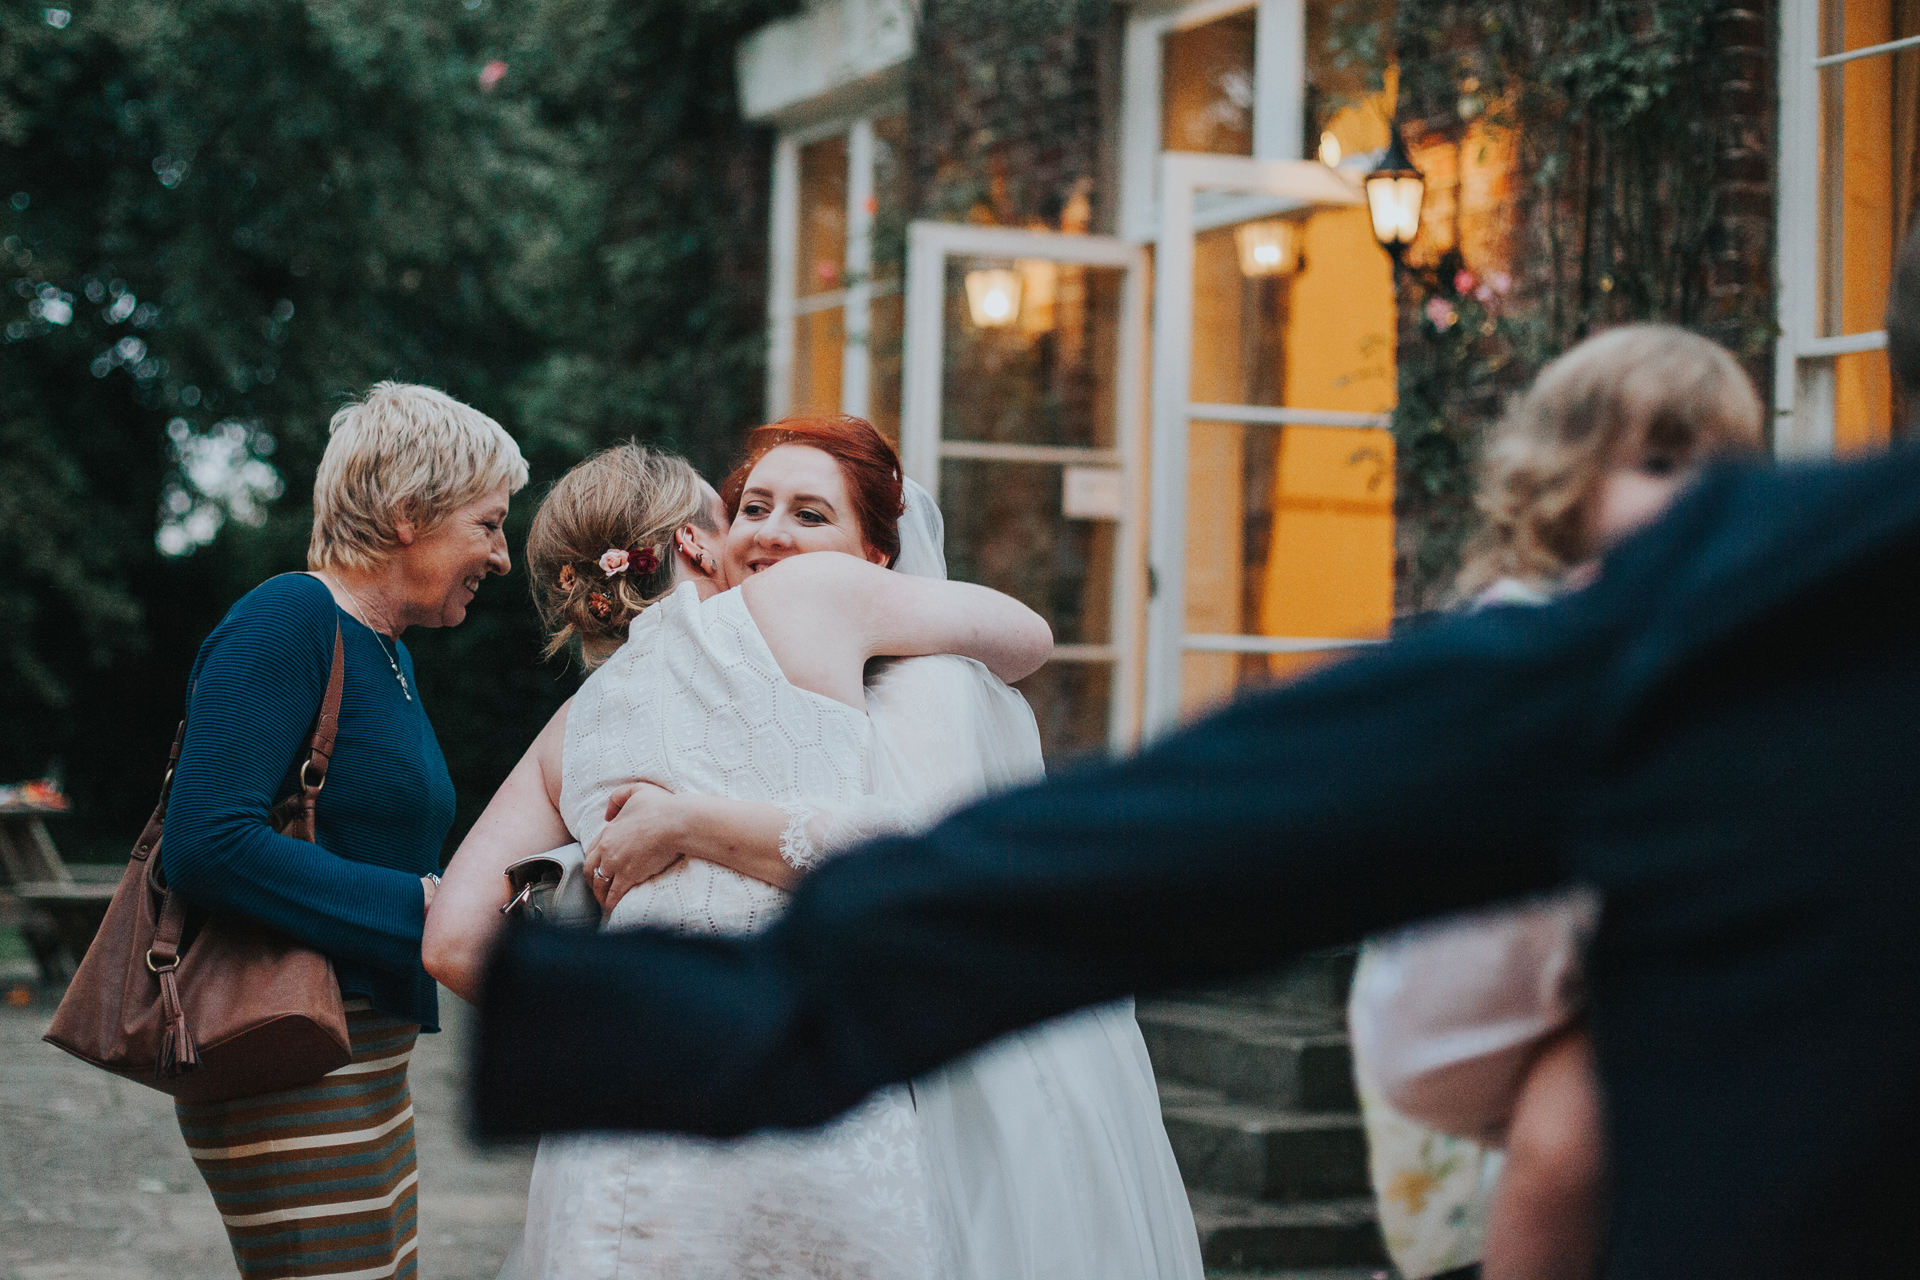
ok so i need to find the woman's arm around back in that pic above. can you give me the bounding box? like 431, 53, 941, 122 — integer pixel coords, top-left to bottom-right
743, 553, 1052, 708
423, 701, 573, 1002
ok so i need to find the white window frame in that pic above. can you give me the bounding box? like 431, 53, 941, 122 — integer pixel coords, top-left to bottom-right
1118, 0, 1306, 242
901, 221, 1151, 749
1143, 152, 1381, 738
1774, 2, 1906, 457
766, 107, 906, 422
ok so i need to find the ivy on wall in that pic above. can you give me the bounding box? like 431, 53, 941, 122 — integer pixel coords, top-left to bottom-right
902, 0, 1113, 245
1330, 0, 1775, 609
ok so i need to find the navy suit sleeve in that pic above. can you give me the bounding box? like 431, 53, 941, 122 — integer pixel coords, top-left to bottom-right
161, 576, 427, 973
475, 593, 1602, 1138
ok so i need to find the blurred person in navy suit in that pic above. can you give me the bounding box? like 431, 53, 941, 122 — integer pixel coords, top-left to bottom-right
474, 223, 1920, 1280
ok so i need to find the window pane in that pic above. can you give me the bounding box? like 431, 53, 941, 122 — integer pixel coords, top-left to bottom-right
938, 458, 1116, 648
1835, 348, 1896, 449
871, 113, 908, 284
791, 306, 844, 413
1824, 0, 1920, 53
1189, 211, 1396, 413
1012, 662, 1114, 767
1817, 0, 1920, 337
1181, 206, 1397, 716
1162, 8, 1257, 156
1306, 0, 1391, 163
940, 257, 1123, 448
797, 134, 849, 299
867, 289, 903, 445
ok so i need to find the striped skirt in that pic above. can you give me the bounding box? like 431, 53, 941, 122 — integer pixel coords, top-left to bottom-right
176, 1000, 421, 1279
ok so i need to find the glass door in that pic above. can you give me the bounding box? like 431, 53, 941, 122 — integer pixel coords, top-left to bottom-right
901, 223, 1149, 760
1144, 152, 1399, 735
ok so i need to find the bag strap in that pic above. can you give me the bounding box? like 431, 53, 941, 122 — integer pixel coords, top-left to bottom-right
289, 623, 347, 835
146, 622, 347, 973
131, 720, 187, 865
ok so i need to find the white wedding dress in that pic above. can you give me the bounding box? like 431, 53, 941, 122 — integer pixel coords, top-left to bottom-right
504, 482, 1202, 1280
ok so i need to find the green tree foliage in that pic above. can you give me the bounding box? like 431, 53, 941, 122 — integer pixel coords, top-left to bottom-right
1, 0, 792, 855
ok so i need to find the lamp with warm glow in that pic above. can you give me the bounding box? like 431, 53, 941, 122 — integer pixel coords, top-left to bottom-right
1317, 131, 1342, 167
1234, 219, 1303, 278
964, 268, 1022, 328
1365, 124, 1425, 261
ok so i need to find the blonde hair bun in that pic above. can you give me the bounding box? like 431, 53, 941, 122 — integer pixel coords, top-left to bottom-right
528, 443, 715, 667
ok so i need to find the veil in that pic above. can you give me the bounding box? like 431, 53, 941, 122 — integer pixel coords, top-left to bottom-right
863, 476, 1043, 820
894, 476, 948, 580
862, 479, 1204, 1280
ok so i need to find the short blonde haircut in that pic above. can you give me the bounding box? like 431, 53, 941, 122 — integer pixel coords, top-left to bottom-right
1454, 324, 1763, 601
308, 382, 529, 572
527, 443, 718, 668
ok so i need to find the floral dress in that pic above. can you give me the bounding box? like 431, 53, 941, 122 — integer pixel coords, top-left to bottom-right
1351, 575, 1553, 1280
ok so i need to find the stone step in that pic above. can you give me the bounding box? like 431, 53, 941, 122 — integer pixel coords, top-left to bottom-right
1190, 1190, 1391, 1271
1138, 999, 1358, 1112
1160, 1083, 1372, 1202
1177, 949, 1359, 1020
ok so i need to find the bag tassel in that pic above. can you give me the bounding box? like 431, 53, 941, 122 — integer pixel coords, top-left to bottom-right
155, 968, 199, 1078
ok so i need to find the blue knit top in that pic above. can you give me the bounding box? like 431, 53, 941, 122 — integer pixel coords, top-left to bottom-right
161, 573, 453, 1031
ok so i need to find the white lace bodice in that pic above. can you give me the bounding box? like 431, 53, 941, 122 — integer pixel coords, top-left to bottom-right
560, 582, 870, 937
521, 582, 933, 1280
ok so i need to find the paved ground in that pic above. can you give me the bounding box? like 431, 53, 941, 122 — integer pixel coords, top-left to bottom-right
0, 979, 536, 1280
1, 951, 1390, 1280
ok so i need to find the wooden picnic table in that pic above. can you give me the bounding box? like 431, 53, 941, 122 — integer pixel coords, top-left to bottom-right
0, 804, 120, 982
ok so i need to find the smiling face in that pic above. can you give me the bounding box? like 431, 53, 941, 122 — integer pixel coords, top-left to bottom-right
398, 478, 512, 627
724, 444, 886, 580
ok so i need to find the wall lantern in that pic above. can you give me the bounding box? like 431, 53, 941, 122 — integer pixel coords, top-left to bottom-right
1365, 124, 1425, 261
1234, 218, 1304, 278
964, 268, 1023, 328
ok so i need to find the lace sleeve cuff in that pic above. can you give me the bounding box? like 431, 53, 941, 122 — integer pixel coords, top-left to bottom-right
775, 800, 825, 872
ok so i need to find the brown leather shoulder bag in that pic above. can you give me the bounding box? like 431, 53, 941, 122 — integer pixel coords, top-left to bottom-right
44, 624, 353, 1103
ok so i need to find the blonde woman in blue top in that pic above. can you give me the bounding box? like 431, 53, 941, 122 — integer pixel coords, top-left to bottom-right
161, 382, 527, 1280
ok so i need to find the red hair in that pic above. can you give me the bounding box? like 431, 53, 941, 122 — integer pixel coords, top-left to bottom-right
720, 415, 905, 566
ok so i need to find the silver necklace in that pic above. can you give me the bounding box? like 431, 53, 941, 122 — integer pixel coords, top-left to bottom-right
327, 576, 413, 702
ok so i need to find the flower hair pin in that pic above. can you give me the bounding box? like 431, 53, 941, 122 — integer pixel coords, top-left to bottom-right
598, 544, 661, 578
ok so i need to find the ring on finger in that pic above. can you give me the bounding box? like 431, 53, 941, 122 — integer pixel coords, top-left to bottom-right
592, 868, 612, 882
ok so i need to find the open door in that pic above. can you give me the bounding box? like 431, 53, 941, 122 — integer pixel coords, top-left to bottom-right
1144, 153, 1398, 738
901, 222, 1150, 760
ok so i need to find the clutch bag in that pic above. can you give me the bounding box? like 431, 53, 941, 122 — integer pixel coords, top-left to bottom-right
501, 843, 601, 927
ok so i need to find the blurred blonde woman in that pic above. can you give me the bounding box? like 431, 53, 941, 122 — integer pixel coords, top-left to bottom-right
163, 382, 526, 1280
1349, 325, 1763, 1280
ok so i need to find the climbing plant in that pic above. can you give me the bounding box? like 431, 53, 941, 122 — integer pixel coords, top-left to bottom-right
902, 0, 1111, 242
1327, 0, 1772, 608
